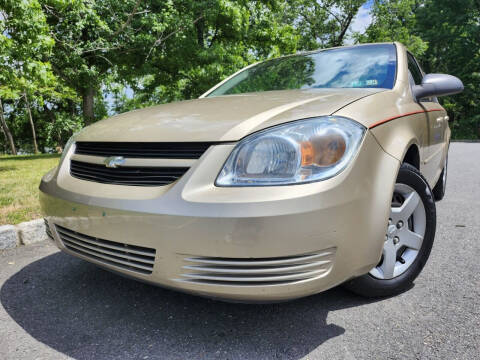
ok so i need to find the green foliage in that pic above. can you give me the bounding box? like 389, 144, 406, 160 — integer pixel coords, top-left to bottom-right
0, 0, 61, 104
415, 0, 480, 139
0, 0, 55, 99
210, 56, 315, 95
42, 112, 83, 149
0, 0, 478, 154
356, 0, 479, 139
40, 0, 142, 123
354, 0, 428, 56
284, 0, 365, 49
120, 0, 302, 104
0, 0, 79, 154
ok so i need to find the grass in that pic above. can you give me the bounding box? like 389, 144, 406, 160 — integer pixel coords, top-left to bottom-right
0, 154, 61, 225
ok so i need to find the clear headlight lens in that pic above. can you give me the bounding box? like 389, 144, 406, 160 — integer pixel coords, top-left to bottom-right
216, 116, 365, 186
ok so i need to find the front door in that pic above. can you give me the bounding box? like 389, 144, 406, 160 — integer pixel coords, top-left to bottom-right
407, 53, 447, 183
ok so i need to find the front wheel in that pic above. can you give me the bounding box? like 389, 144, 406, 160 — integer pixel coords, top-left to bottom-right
344, 163, 436, 297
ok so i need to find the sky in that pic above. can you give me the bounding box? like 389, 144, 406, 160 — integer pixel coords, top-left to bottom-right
346, 0, 374, 44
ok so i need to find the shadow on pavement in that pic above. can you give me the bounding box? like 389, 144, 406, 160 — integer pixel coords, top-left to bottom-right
1, 252, 379, 359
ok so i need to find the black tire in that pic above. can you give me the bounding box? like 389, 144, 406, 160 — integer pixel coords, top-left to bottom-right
343, 163, 436, 297
433, 155, 447, 201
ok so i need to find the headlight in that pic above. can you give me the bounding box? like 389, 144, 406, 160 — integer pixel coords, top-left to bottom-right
216, 116, 365, 186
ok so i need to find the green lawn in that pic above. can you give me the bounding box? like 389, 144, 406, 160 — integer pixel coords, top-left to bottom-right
0, 154, 61, 225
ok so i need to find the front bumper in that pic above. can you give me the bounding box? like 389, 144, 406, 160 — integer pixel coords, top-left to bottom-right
40, 132, 399, 301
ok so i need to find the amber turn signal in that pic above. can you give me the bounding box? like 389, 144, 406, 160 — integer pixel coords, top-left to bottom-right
301, 130, 346, 167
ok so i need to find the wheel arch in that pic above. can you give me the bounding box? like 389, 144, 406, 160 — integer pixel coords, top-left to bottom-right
402, 143, 420, 170
369, 115, 424, 170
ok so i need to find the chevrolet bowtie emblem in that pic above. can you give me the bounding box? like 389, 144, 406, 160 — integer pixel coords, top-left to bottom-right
104, 156, 125, 168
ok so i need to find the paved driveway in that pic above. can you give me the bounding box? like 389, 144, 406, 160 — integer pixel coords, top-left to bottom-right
1, 143, 479, 360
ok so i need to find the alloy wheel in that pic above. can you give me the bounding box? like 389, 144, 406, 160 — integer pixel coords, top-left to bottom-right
370, 183, 426, 280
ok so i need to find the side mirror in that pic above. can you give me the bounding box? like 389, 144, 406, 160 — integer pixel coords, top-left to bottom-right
412, 73, 464, 100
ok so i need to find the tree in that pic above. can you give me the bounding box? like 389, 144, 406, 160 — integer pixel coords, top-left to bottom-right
0, 98, 15, 154
0, 0, 57, 153
416, 0, 480, 138
356, 0, 479, 139
41, 0, 116, 125
282, 0, 365, 50
3, 0, 476, 154
212, 55, 315, 95
108, 1, 301, 105
114, 0, 365, 107
354, 0, 428, 57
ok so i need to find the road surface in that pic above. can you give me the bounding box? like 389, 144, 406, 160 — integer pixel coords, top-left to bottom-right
1, 142, 479, 359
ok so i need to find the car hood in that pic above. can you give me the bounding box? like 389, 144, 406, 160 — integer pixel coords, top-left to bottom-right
75, 88, 383, 142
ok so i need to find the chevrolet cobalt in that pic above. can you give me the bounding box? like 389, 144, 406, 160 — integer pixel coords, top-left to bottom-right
40, 43, 463, 301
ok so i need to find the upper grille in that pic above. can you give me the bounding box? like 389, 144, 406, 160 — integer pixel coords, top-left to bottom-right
177, 249, 336, 286
75, 142, 213, 159
55, 224, 156, 275
70, 160, 189, 186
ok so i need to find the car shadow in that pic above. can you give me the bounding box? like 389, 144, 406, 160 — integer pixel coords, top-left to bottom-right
1, 252, 381, 360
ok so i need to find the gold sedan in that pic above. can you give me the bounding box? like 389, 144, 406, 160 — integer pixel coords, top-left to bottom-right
40, 42, 463, 302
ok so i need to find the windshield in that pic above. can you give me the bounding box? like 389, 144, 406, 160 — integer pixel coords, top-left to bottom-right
206, 44, 397, 97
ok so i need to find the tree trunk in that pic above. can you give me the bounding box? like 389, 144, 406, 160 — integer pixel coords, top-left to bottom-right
82, 87, 95, 125
334, 13, 355, 47
1, 127, 7, 153
24, 92, 39, 154
44, 104, 61, 148
0, 98, 17, 155
43, 104, 56, 123
195, 17, 205, 48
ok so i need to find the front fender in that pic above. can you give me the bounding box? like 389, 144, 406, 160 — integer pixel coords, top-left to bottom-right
368, 113, 427, 164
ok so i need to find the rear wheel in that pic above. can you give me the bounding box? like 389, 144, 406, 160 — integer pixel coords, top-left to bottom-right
433, 154, 448, 201
344, 163, 436, 297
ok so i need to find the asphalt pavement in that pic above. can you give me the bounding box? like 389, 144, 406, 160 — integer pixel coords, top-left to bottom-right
0, 142, 479, 360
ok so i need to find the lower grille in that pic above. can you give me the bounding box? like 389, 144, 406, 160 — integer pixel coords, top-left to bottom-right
178, 249, 336, 286
55, 225, 156, 275
70, 160, 188, 186
44, 219, 54, 241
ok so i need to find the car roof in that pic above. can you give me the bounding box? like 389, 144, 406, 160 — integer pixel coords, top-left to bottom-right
280, 42, 397, 59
